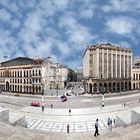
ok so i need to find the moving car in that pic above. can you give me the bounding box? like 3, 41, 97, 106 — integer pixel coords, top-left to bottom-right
61, 95, 67, 102
31, 102, 41, 107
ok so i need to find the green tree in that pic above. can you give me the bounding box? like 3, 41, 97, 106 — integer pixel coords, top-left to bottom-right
68, 68, 76, 81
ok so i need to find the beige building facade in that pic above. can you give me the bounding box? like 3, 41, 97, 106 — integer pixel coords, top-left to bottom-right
134, 56, 140, 65
83, 43, 132, 94
0, 57, 42, 94
0, 57, 68, 94
132, 65, 140, 90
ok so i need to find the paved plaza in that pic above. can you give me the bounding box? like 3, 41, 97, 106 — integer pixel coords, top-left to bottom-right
21, 105, 120, 133
26, 117, 111, 133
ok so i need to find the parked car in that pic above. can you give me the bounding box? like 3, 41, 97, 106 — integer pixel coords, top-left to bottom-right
61, 95, 67, 102
31, 102, 41, 107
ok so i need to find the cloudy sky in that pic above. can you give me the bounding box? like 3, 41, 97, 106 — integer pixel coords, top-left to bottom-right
0, 0, 139, 68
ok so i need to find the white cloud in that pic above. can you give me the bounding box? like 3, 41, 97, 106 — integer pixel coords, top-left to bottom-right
57, 41, 71, 56
0, 9, 11, 21
119, 41, 131, 49
80, 9, 93, 18
103, 0, 140, 13
53, 0, 70, 9
59, 14, 95, 47
106, 17, 136, 35
0, 29, 18, 58
11, 19, 21, 29
78, 0, 95, 19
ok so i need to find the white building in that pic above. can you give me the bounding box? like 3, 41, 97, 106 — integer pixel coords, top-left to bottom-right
42, 57, 68, 91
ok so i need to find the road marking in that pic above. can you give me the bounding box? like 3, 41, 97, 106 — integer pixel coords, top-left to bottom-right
26, 117, 109, 133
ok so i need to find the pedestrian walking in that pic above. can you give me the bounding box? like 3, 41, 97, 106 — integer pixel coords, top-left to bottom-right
107, 117, 112, 132
51, 104, 53, 109
69, 109, 71, 115
42, 105, 44, 112
94, 119, 99, 137
113, 118, 116, 127
124, 102, 126, 108
67, 124, 70, 133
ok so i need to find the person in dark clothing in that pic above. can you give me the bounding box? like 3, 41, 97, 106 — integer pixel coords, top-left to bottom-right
67, 124, 70, 133
42, 105, 44, 112
94, 119, 99, 137
51, 104, 53, 108
69, 109, 71, 115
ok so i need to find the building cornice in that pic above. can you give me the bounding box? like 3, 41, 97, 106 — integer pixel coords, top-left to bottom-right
83, 43, 132, 57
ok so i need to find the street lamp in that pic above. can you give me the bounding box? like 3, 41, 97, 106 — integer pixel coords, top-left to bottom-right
101, 86, 105, 107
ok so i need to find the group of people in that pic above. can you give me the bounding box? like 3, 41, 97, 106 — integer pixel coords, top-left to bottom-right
94, 117, 115, 137
41, 104, 53, 112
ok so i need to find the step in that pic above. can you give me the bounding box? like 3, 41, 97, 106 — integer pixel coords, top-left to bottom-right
9, 112, 27, 127
0, 106, 9, 122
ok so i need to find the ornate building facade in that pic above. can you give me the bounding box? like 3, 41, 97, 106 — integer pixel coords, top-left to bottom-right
0, 57, 68, 94
0, 57, 42, 94
42, 57, 68, 91
132, 65, 140, 90
83, 43, 132, 94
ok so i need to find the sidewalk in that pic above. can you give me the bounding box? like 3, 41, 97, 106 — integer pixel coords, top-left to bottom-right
1, 90, 140, 99
20, 104, 126, 116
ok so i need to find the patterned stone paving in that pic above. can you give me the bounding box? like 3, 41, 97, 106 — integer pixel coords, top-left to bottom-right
26, 117, 111, 133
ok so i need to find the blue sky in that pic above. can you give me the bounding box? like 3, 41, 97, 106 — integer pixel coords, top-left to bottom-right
0, 0, 139, 68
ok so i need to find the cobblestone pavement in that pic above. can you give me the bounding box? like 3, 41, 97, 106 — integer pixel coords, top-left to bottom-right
26, 117, 114, 133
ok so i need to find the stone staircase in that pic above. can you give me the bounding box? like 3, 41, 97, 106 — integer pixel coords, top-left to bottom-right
0, 106, 27, 127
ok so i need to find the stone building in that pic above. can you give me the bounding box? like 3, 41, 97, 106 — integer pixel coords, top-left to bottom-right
0, 57, 42, 94
83, 43, 132, 94
0, 57, 68, 94
134, 56, 140, 66
76, 67, 83, 81
42, 57, 68, 91
132, 65, 140, 90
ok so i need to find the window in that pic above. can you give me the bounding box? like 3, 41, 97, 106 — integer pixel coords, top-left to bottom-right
113, 54, 116, 78
39, 70, 41, 75
133, 74, 135, 80
36, 70, 37, 76
99, 53, 102, 78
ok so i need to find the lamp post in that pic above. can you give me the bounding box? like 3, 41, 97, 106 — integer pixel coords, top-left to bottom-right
101, 86, 105, 107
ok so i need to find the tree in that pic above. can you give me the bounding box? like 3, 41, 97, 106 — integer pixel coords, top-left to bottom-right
68, 68, 76, 81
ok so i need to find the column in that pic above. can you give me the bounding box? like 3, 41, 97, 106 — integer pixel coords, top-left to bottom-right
120, 52, 121, 79
123, 53, 125, 78
96, 49, 99, 78
107, 49, 108, 79
102, 51, 104, 78
116, 50, 117, 78
111, 51, 113, 78
127, 54, 129, 78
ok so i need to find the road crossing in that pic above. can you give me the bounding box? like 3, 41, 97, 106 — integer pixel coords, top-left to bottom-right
26, 117, 114, 133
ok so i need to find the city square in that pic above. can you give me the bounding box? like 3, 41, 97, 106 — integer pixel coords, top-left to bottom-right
0, 0, 140, 140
